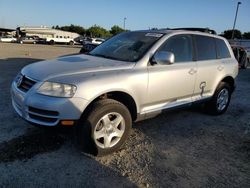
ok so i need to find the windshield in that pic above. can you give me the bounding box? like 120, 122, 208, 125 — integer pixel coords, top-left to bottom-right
89, 31, 163, 62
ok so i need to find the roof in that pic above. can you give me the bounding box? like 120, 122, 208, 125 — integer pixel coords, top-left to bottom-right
134, 29, 173, 34
0, 28, 15, 32
136, 27, 217, 35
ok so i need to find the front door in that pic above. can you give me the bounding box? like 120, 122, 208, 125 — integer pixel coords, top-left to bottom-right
144, 34, 197, 113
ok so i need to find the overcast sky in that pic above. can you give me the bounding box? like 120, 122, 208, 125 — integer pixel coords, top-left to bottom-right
0, 0, 249, 34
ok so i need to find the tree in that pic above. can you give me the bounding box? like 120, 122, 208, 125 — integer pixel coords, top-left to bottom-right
221, 29, 242, 39
55, 24, 86, 35
243, 32, 250, 39
110, 25, 125, 35
86, 25, 111, 38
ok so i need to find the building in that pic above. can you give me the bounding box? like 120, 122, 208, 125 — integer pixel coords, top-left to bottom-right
0, 27, 16, 36
17, 26, 80, 39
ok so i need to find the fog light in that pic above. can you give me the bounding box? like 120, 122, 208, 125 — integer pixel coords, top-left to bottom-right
61, 120, 75, 126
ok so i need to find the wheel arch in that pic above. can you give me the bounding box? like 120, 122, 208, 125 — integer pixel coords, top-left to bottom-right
81, 91, 138, 121
220, 76, 235, 91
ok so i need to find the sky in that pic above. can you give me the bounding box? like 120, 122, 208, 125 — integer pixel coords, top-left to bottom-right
0, 0, 249, 34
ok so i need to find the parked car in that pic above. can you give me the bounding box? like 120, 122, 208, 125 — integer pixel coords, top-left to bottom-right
79, 43, 99, 54
245, 47, 250, 62
0, 36, 17, 43
231, 45, 249, 69
11, 30, 238, 156
84, 38, 105, 45
36, 38, 47, 44
74, 36, 89, 45
18, 36, 39, 44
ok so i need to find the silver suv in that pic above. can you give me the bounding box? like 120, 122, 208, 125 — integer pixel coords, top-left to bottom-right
11, 30, 238, 156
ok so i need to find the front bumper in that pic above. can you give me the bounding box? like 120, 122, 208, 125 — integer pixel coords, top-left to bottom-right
11, 81, 88, 126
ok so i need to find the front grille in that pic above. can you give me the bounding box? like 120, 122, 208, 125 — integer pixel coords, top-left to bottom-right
18, 76, 36, 92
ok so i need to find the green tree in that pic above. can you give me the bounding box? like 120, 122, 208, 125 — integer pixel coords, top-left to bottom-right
58, 24, 86, 35
110, 25, 125, 35
221, 29, 242, 39
86, 25, 111, 38
243, 32, 250, 39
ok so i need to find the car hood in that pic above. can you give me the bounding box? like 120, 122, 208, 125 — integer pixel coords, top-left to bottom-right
22, 54, 135, 81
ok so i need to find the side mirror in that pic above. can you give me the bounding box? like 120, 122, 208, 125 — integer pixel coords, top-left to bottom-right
152, 51, 175, 65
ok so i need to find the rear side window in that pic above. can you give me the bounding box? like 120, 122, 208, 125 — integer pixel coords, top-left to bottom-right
195, 35, 217, 61
159, 35, 193, 63
216, 39, 231, 59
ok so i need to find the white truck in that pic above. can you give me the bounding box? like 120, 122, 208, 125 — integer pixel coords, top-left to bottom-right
46, 36, 75, 45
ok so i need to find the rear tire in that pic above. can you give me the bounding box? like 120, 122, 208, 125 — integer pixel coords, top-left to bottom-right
205, 82, 232, 115
69, 41, 74, 45
76, 99, 132, 156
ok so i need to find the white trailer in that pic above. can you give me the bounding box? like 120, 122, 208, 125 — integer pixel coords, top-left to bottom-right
17, 26, 80, 45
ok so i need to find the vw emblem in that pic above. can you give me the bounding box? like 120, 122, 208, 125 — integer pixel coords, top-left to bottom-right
16, 75, 23, 87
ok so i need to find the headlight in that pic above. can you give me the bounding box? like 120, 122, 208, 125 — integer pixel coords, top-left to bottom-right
37, 82, 77, 98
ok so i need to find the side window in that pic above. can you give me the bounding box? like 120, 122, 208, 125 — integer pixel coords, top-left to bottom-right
158, 35, 193, 63
195, 35, 217, 61
216, 39, 231, 59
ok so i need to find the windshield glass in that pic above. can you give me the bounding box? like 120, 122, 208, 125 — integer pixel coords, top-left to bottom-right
89, 31, 163, 62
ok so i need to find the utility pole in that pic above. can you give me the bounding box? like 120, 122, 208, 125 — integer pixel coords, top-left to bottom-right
123, 17, 127, 30
231, 2, 241, 39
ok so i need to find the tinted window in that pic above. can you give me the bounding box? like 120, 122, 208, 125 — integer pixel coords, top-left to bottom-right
195, 35, 217, 61
216, 39, 231, 59
159, 35, 193, 62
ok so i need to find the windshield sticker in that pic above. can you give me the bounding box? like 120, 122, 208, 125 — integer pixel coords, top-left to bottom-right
145, 33, 163, 37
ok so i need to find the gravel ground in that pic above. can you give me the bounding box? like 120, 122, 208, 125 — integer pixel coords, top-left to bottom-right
0, 43, 250, 188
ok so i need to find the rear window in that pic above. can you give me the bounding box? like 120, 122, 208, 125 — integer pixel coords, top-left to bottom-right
195, 35, 217, 61
216, 39, 231, 59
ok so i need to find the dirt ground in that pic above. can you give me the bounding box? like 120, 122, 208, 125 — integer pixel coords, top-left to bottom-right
0, 43, 249, 188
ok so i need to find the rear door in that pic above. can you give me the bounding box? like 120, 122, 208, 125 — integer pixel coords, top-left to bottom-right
193, 35, 222, 101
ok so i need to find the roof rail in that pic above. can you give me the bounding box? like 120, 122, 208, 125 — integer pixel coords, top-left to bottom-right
170, 28, 217, 35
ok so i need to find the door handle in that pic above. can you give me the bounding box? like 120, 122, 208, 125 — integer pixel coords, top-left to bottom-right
188, 68, 197, 75
217, 65, 224, 71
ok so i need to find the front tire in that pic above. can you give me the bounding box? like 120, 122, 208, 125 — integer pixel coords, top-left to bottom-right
205, 82, 232, 115
76, 99, 132, 156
